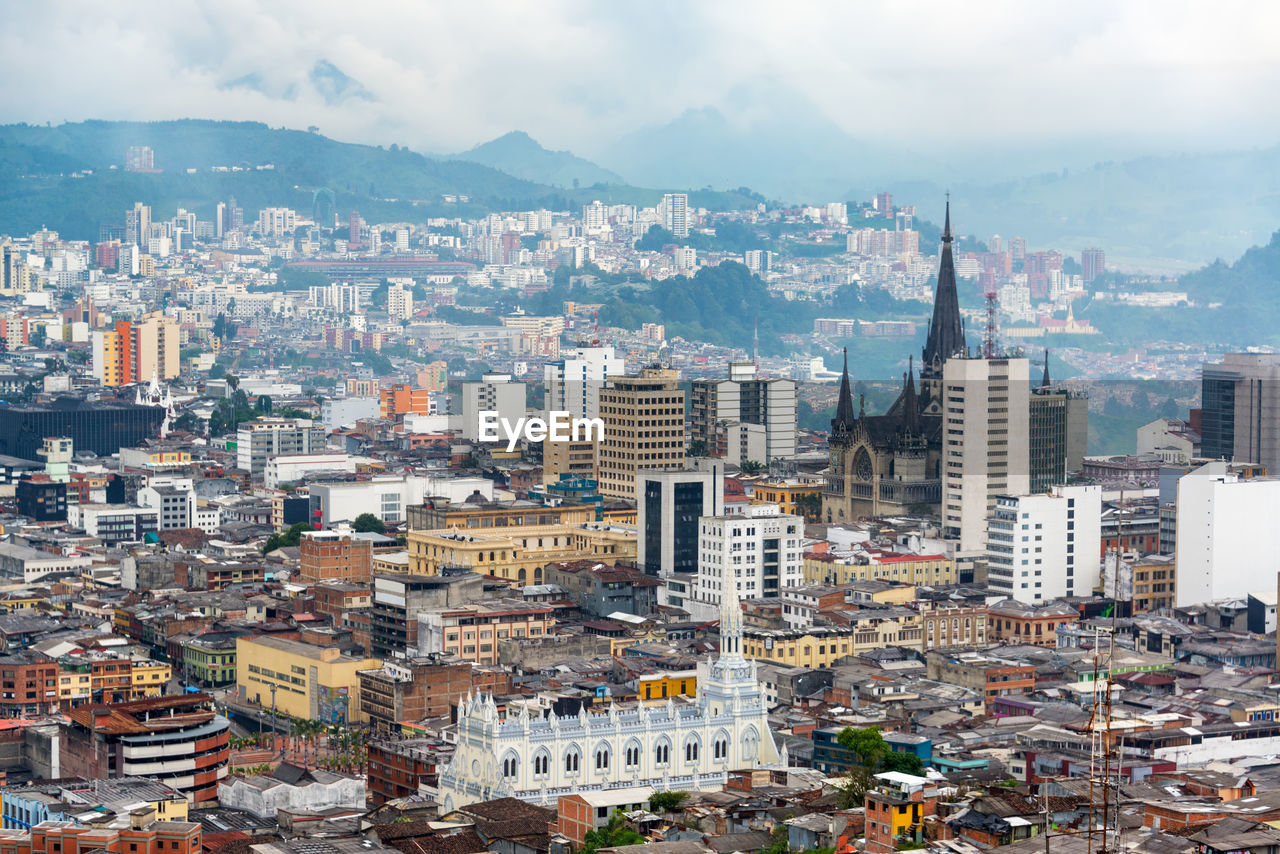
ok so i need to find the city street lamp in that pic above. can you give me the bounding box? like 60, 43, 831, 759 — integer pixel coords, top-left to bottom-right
269, 683, 278, 753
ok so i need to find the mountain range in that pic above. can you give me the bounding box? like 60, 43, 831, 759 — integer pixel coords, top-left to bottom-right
4, 118, 1280, 266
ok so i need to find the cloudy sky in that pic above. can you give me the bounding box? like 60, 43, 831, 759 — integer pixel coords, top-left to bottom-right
3, 0, 1279, 161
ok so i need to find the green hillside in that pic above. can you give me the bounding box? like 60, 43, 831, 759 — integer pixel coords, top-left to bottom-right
0, 120, 763, 240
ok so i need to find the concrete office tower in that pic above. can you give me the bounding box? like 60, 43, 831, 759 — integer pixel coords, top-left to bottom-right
659, 193, 689, 238
125, 202, 151, 247
91, 312, 180, 387
942, 355, 1031, 557
685, 504, 805, 622
598, 367, 685, 500
638, 465, 725, 606
1201, 353, 1280, 472
986, 484, 1102, 603
236, 418, 327, 476
690, 362, 797, 464
1176, 461, 1280, 607
461, 373, 526, 442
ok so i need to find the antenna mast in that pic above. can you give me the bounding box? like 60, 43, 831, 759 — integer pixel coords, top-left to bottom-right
983, 287, 999, 359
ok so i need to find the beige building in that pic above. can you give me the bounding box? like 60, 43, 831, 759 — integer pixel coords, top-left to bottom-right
407, 522, 635, 585
598, 368, 685, 500
418, 600, 556, 665
803, 550, 955, 586
542, 437, 597, 485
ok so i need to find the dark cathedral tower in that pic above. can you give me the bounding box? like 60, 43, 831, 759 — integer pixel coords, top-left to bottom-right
918, 199, 967, 415
823, 200, 965, 523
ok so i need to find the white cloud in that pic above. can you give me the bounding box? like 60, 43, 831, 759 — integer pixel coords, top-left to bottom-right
2, 0, 1278, 159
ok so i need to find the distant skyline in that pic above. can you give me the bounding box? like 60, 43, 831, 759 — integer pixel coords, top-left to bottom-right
4, 0, 1280, 173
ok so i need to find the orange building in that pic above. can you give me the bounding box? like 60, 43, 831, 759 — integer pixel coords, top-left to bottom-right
0, 819, 201, 854
380, 384, 434, 418
987, 600, 1080, 648
865, 773, 938, 854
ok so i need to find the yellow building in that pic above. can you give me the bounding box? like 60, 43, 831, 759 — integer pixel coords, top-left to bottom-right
57, 668, 91, 706
130, 659, 172, 698
636, 670, 696, 702
752, 480, 822, 518
236, 635, 382, 723
408, 522, 636, 585
743, 617, 923, 667
803, 551, 955, 587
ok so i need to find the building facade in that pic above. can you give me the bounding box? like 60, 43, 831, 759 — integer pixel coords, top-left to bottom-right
435, 582, 780, 809
598, 368, 685, 501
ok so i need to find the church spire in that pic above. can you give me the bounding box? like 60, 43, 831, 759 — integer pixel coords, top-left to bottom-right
922, 197, 965, 371
1042, 349, 1051, 388
833, 347, 855, 429
902, 356, 919, 434
718, 567, 744, 661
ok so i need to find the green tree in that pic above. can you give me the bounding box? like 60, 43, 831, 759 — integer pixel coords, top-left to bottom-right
262, 521, 313, 554
581, 810, 644, 854
762, 824, 789, 854
794, 492, 823, 522
351, 513, 385, 534
837, 725, 888, 770
255, 394, 273, 414
740, 460, 764, 475
883, 751, 924, 775
648, 791, 688, 813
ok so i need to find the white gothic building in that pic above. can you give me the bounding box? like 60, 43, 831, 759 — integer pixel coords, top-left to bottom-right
435, 581, 781, 809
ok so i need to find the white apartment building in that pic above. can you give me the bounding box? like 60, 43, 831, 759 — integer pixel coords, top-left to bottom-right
544, 346, 625, 420
986, 484, 1102, 603
257, 207, 297, 236
1175, 462, 1280, 607
461, 373, 527, 442
309, 283, 361, 313
686, 504, 804, 622
942, 356, 1030, 557
660, 193, 689, 238
387, 282, 414, 320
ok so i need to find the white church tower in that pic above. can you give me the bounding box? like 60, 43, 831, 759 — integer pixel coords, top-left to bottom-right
435, 578, 780, 810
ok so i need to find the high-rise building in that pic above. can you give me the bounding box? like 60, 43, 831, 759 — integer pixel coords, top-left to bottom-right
1028, 352, 1088, 492
686, 504, 804, 622
1175, 462, 1280, 606
348, 211, 365, 248
941, 355, 1031, 556
215, 202, 226, 238
124, 145, 154, 172
638, 465, 725, 604
227, 196, 244, 232
1081, 247, 1106, 284
125, 202, 151, 247
690, 362, 797, 464
874, 191, 893, 215
91, 312, 180, 387
257, 207, 297, 236
1200, 353, 1280, 472
236, 418, 327, 475
986, 485, 1102, 603
461, 373, 527, 442
545, 346, 625, 420
1010, 236, 1027, 261
387, 282, 414, 320
660, 193, 689, 238
598, 367, 685, 500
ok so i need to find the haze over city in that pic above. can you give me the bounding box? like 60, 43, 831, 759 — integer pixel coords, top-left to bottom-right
0, 6, 1277, 854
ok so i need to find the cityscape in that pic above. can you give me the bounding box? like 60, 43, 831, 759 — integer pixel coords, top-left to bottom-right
0, 6, 1277, 854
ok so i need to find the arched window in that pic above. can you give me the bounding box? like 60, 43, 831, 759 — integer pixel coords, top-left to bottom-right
518, 568, 527, 583
655, 738, 670, 766
501, 752, 519, 778
533, 748, 550, 777
685, 738, 699, 762
564, 747, 580, 774
713, 733, 728, 761
742, 727, 759, 762
595, 744, 610, 770
624, 743, 641, 768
